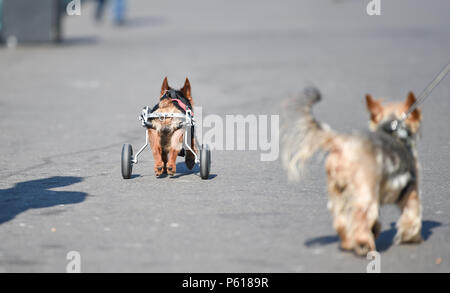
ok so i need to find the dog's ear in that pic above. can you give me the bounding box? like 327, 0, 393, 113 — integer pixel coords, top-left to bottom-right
405, 91, 416, 109
161, 76, 170, 96
365, 94, 383, 123
181, 77, 193, 104
405, 91, 421, 122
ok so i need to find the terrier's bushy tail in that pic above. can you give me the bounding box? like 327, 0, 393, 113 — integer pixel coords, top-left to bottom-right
281, 87, 336, 181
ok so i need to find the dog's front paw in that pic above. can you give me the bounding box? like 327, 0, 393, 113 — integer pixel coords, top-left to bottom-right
394, 218, 423, 245
166, 163, 176, 176
394, 231, 423, 245
154, 163, 165, 177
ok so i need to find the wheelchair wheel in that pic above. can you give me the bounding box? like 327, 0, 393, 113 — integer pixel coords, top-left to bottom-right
200, 144, 211, 180
121, 144, 133, 179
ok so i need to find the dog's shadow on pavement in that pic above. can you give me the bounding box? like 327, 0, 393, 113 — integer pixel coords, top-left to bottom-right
304, 220, 443, 252
0, 176, 86, 225
376, 220, 442, 252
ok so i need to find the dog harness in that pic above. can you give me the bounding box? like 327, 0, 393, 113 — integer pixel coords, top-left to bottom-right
150, 89, 193, 115
378, 118, 417, 203
139, 89, 195, 131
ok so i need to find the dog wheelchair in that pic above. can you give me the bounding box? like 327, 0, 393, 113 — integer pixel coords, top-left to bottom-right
121, 106, 211, 180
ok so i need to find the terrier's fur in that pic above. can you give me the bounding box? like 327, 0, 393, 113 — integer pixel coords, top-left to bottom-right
149, 77, 196, 176
281, 88, 423, 255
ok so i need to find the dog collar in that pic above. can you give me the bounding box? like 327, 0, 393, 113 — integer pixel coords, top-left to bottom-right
380, 119, 411, 139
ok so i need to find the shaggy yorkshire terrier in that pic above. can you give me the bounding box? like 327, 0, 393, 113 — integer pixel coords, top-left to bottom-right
282, 87, 422, 255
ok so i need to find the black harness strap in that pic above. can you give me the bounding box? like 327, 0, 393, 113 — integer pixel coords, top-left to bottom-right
150, 89, 193, 114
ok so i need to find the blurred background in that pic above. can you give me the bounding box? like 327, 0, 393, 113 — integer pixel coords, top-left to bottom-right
0, 0, 449, 272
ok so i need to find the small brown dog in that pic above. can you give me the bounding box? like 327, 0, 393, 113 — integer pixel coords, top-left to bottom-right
282, 87, 422, 255
148, 77, 196, 176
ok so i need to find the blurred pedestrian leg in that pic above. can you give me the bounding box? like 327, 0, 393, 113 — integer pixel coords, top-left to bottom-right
95, 0, 107, 21
113, 0, 126, 25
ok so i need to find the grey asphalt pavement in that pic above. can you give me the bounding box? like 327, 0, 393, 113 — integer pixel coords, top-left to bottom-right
0, 0, 449, 272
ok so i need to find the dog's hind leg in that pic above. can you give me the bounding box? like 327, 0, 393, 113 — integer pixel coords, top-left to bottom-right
331, 203, 352, 251
347, 182, 379, 256
326, 147, 379, 255
328, 190, 379, 254
352, 202, 378, 256
327, 183, 352, 251
326, 152, 353, 250
148, 129, 165, 177
395, 186, 422, 244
